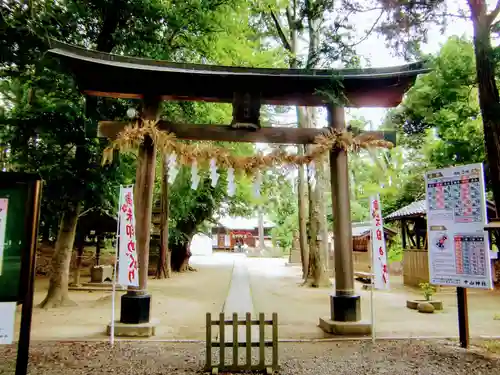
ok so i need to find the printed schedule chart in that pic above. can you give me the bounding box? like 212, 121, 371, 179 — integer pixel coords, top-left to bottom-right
425, 163, 493, 289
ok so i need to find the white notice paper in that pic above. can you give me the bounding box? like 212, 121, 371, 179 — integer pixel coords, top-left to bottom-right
424, 163, 493, 289
0, 198, 8, 276
0, 302, 16, 344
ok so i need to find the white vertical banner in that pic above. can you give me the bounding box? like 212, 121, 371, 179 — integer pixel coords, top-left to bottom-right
117, 186, 139, 287
0, 199, 8, 276
370, 194, 390, 290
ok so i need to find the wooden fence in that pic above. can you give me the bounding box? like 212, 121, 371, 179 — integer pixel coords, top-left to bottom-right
205, 312, 278, 374
403, 249, 430, 287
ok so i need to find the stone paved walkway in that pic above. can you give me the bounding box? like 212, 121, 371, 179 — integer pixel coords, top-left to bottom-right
218, 254, 259, 343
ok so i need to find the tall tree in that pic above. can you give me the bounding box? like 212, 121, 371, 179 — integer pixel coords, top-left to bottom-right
1, 0, 284, 306
375, 0, 500, 214
265, 0, 360, 286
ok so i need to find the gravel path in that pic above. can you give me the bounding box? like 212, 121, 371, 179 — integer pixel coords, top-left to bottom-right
1, 340, 499, 374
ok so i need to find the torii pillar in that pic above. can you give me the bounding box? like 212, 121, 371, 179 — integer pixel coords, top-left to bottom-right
319, 104, 371, 335
109, 96, 160, 337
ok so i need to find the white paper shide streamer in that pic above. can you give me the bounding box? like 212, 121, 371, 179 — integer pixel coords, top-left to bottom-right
167, 153, 179, 184
190, 159, 200, 190
227, 167, 236, 197
308, 161, 316, 191
209, 158, 219, 188
253, 171, 262, 198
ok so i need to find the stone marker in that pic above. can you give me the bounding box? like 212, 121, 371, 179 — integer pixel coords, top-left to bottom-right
417, 302, 435, 314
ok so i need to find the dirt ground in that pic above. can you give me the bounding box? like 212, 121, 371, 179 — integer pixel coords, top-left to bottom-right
246, 257, 500, 339
2, 340, 500, 375
14, 253, 500, 341
16, 254, 233, 341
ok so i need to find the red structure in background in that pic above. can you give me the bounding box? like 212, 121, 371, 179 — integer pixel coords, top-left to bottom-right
211, 217, 274, 251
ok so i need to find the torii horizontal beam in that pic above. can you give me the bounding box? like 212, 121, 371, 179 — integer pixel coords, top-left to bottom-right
98, 121, 396, 145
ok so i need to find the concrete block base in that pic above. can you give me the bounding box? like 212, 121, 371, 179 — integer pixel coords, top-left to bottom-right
318, 317, 372, 336
91, 265, 113, 283
107, 319, 159, 337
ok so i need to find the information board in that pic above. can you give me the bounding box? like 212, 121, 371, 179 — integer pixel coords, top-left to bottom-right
0, 185, 30, 302
424, 163, 493, 289
0, 199, 8, 275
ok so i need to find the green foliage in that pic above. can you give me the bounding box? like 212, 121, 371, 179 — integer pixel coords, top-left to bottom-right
419, 282, 436, 301
387, 235, 403, 263
1, 0, 286, 245
379, 37, 488, 218
259, 165, 298, 252
392, 37, 484, 166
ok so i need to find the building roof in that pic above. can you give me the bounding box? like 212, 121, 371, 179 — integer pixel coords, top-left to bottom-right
216, 216, 275, 230
48, 41, 429, 107
329, 222, 397, 238
385, 200, 427, 221
77, 207, 117, 234
385, 199, 497, 221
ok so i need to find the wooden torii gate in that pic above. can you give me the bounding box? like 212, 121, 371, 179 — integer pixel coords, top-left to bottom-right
48, 41, 427, 335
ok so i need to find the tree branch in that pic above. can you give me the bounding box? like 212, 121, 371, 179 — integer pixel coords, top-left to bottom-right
268, 8, 292, 52
348, 9, 385, 48
488, 0, 500, 25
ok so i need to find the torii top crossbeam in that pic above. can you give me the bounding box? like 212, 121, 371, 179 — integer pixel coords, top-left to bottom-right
48, 41, 427, 108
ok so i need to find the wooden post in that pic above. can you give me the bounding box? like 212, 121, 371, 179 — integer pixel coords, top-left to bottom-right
327, 104, 361, 322
232, 313, 238, 366
272, 313, 278, 369
73, 233, 84, 286
457, 287, 469, 348
259, 313, 265, 367
206, 313, 212, 368
245, 312, 252, 369
119, 96, 159, 324
401, 219, 407, 249
157, 152, 170, 278
135, 96, 159, 292
219, 312, 225, 366
95, 235, 101, 266
258, 207, 265, 251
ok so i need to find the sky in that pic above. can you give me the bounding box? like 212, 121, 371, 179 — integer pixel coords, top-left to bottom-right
270, 1, 485, 131
350, 1, 474, 127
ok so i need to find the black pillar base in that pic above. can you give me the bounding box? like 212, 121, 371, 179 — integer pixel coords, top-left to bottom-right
120, 292, 151, 324
330, 294, 361, 322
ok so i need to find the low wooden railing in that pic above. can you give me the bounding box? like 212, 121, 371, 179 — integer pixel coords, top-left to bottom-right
205, 312, 278, 374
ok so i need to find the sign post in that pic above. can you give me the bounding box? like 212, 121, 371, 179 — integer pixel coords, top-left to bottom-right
424, 163, 492, 349
369, 194, 390, 343
0, 173, 42, 375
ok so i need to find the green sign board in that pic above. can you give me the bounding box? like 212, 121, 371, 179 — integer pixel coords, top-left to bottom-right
0, 174, 41, 303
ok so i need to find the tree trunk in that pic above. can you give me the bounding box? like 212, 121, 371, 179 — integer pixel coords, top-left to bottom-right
297, 132, 309, 279
304, 118, 331, 288
283, 3, 309, 279
171, 242, 192, 272
156, 153, 171, 279
39, 4, 123, 307
469, 1, 500, 215
72, 233, 84, 286
258, 206, 265, 250
39, 204, 81, 308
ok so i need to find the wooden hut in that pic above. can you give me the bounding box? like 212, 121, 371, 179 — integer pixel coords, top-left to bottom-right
327, 222, 396, 273
385, 199, 498, 287
347, 222, 397, 273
